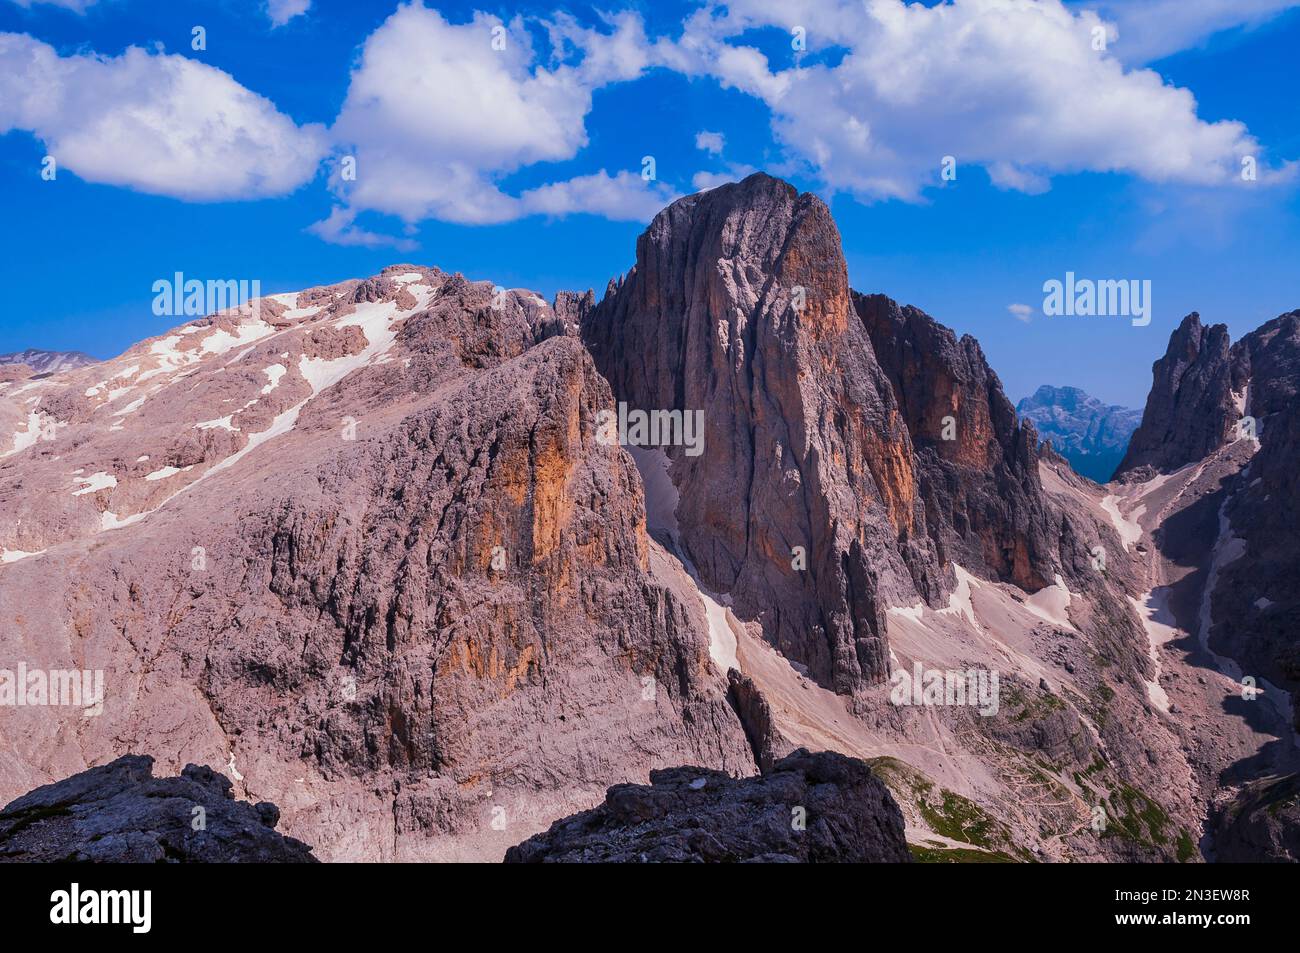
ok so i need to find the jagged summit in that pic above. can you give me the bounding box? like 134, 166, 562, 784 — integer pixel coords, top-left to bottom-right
1115, 312, 1242, 480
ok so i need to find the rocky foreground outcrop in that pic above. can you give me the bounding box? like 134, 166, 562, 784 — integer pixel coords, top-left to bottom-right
0, 755, 316, 862
504, 749, 910, 863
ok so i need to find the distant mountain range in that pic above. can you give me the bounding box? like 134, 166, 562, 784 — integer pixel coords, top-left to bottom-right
0, 348, 98, 376
1016, 384, 1142, 482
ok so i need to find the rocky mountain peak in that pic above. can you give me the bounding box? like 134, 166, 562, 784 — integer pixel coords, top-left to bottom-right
582, 172, 924, 695
1116, 312, 1240, 479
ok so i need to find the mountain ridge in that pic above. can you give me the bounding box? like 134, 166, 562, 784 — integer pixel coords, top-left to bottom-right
1, 173, 1296, 862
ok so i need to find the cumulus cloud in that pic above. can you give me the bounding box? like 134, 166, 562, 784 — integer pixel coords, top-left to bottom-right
661, 0, 1293, 202
1008, 303, 1035, 323
267, 0, 311, 28
0, 32, 328, 200
695, 130, 725, 155
1076, 0, 1300, 63
318, 3, 665, 242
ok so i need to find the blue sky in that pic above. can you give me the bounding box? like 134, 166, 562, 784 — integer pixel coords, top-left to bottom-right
1, 0, 1298, 408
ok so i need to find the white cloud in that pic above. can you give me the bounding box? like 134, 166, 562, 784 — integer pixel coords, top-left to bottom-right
6, 0, 99, 10
518, 170, 679, 220
0, 32, 328, 200
695, 130, 725, 155
267, 0, 311, 28
306, 206, 416, 250
1075, 0, 1300, 63
692, 164, 758, 191
661, 0, 1294, 202
1008, 303, 1035, 323
321, 3, 665, 240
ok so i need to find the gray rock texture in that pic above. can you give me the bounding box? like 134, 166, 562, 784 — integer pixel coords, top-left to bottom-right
1214, 311, 1300, 699
503, 748, 911, 863
0, 755, 316, 862
582, 174, 928, 695
0, 348, 97, 376
0, 266, 752, 861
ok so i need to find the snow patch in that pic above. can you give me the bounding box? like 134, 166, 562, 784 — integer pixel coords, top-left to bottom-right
2, 411, 48, 458
1130, 590, 1177, 713
626, 446, 738, 673
1, 548, 44, 564
260, 364, 287, 394
72, 471, 116, 496
937, 565, 980, 627
297, 299, 402, 396
195, 415, 238, 431
1023, 574, 1077, 631
887, 602, 927, 622
112, 396, 147, 418
200, 320, 275, 357
1101, 494, 1143, 551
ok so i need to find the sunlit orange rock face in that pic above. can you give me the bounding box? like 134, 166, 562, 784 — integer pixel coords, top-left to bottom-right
583, 174, 946, 696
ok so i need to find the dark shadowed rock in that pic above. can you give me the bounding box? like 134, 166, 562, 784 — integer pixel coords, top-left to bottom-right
1213, 311, 1300, 696
503, 748, 910, 863
856, 293, 1059, 592
1116, 313, 1240, 479
0, 755, 317, 862
1214, 772, 1300, 862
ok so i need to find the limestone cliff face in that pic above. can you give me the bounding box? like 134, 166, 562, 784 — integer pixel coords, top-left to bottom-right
1116, 313, 1241, 480
581, 174, 934, 695
855, 293, 1058, 592
0, 268, 753, 860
